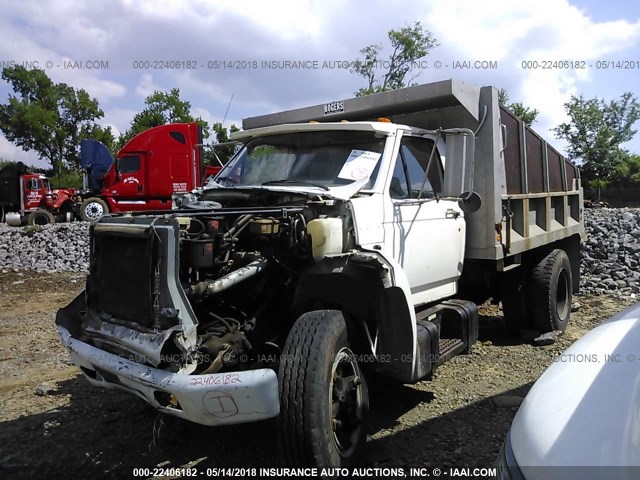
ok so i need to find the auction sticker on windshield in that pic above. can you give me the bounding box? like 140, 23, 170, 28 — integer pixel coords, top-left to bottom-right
337, 150, 381, 180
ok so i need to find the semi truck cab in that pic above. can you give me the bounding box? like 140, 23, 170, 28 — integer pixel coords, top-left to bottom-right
77, 123, 206, 221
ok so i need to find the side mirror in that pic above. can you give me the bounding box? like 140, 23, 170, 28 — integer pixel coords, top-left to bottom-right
442, 129, 482, 213
442, 130, 474, 197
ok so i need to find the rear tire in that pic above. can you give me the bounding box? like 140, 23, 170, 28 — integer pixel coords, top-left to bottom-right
278, 310, 369, 466
79, 197, 108, 222
529, 249, 572, 333
27, 209, 55, 226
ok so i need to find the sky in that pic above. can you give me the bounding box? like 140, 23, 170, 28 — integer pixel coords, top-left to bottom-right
1, 0, 639, 169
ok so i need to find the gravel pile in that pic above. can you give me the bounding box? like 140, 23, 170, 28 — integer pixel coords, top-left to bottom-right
0, 222, 89, 273
0, 209, 639, 298
580, 208, 640, 298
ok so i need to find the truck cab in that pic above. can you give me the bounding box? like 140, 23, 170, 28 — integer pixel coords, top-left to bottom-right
217, 121, 467, 305
0, 162, 76, 226
78, 123, 205, 221
21, 174, 51, 210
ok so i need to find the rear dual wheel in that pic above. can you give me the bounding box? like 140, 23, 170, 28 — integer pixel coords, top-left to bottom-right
529, 249, 572, 333
502, 249, 572, 334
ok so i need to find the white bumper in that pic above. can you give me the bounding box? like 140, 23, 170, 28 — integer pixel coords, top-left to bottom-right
58, 326, 280, 426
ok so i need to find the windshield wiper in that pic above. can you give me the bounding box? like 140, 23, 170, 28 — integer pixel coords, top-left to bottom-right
215, 176, 239, 185
261, 179, 329, 191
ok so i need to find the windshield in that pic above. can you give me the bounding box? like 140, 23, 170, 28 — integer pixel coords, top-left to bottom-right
42, 179, 51, 190
217, 130, 387, 189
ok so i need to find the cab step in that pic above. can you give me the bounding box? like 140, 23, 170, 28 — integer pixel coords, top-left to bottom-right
411, 299, 478, 382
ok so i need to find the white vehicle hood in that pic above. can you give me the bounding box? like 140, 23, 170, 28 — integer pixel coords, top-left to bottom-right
205, 177, 369, 201
511, 302, 640, 479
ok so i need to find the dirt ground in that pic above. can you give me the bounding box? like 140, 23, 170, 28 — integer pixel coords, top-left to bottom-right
0, 271, 635, 479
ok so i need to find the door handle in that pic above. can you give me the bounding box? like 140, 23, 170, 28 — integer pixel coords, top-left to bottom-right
446, 208, 460, 219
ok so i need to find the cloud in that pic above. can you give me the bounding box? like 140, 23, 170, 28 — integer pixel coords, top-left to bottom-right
1, 0, 639, 159
421, 0, 640, 149
135, 74, 161, 99
0, 136, 44, 168
102, 107, 139, 137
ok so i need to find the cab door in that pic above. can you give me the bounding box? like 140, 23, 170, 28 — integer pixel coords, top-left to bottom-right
112, 154, 145, 198
382, 134, 466, 306
23, 177, 43, 209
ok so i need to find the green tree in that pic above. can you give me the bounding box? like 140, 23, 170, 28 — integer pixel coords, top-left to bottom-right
0, 66, 108, 174
351, 22, 439, 97
118, 88, 210, 148
553, 92, 640, 185
48, 168, 84, 189
208, 122, 240, 166
613, 152, 640, 186
498, 88, 539, 127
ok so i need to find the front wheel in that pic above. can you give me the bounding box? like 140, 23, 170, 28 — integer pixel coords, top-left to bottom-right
27, 209, 55, 226
278, 310, 369, 466
79, 197, 109, 222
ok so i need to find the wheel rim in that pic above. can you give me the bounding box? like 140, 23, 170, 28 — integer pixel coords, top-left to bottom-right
556, 269, 570, 320
330, 347, 365, 457
85, 202, 104, 220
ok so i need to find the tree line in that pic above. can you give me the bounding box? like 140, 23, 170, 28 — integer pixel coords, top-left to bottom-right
1, 22, 639, 194
0, 66, 239, 187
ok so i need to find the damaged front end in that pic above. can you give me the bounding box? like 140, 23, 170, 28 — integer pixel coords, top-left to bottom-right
56, 192, 351, 425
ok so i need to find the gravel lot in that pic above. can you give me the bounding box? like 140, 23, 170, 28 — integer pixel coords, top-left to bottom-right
1, 207, 638, 478
0, 271, 634, 479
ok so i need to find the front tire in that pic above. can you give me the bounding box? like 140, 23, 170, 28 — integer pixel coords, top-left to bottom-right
27, 209, 55, 226
529, 249, 572, 333
278, 310, 369, 466
79, 197, 109, 222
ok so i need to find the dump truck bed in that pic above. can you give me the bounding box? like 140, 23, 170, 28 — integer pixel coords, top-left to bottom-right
241, 79, 584, 262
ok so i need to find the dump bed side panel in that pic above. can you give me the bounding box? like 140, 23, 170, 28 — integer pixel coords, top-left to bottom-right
499, 106, 583, 259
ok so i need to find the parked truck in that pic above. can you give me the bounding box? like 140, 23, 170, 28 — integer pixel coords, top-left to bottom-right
77, 122, 222, 221
0, 162, 76, 226
56, 79, 584, 466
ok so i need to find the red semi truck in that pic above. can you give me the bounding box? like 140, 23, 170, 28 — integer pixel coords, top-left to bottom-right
0, 123, 224, 226
0, 163, 76, 226
78, 122, 222, 221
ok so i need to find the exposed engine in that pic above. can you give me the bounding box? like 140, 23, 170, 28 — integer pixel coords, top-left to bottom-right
177, 190, 354, 375
75, 189, 354, 377
180, 208, 311, 373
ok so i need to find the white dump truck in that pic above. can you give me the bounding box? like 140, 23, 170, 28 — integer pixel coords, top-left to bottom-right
56, 79, 584, 466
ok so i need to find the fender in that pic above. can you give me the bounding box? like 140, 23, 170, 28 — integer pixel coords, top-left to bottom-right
52, 189, 76, 210
292, 250, 419, 382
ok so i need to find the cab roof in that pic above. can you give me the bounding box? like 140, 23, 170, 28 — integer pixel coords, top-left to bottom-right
230, 121, 411, 141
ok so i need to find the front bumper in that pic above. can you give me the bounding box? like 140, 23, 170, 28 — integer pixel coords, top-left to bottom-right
57, 326, 280, 426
